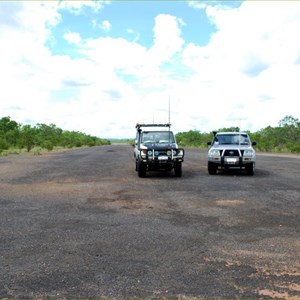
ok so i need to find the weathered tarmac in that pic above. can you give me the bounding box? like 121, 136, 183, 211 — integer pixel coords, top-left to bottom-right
0, 145, 299, 299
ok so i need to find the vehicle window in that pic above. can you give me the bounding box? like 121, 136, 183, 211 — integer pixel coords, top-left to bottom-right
215, 134, 249, 145
141, 131, 175, 143
141, 132, 153, 143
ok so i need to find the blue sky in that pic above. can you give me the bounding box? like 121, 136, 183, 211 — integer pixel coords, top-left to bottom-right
1, 1, 300, 138
49, 1, 220, 51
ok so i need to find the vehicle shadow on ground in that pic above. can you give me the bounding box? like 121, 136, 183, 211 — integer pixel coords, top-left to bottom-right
211, 168, 270, 177
135, 168, 217, 179
133, 166, 271, 179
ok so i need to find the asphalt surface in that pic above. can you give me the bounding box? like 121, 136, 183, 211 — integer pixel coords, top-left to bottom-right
0, 145, 299, 299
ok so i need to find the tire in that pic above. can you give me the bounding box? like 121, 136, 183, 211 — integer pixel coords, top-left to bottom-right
246, 162, 255, 176
137, 160, 146, 177
174, 162, 182, 177
208, 162, 218, 175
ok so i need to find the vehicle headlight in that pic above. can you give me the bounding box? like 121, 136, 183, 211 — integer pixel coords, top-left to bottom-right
177, 149, 184, 156
141, 149, 147, 157
209, 149, 220, 156
147, 150, 153, 156
167, 150, 172, 156
244, 149, 254, 157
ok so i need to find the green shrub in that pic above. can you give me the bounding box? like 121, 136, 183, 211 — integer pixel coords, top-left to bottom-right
42, 141, 54, 151
290, 144, 300, 153
0, 138, 9, 151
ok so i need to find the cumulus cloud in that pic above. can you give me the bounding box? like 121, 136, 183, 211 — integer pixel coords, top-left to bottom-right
178, 1, 300, 132
91, 19, 112, 32
188, 0, 222, 10
64, 32, 82, 45
57, 0, 108, 14
149, 14, 185, 65
101, 20, 111, 31
0, 1, 300, 138
0, 2, 61, 122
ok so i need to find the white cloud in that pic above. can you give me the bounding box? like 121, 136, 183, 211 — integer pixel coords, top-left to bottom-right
91, 19, 112, 32
178, 1, 300, 132
188, 0, 220, 10
58, 0, 108, 14
101, 20, 111, 31
149, 14, 185, 66
64, 32, 82, 45
0, 1, 300, 138
0, 2, 61, 123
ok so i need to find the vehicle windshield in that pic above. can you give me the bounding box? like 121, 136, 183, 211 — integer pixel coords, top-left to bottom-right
215, 134, 250, 145
141, 131, 175, 144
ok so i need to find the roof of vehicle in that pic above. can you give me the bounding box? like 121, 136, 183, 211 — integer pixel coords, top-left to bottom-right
141, 128, 174, 132
136, 123, 172, 132
216, 131, 248, 135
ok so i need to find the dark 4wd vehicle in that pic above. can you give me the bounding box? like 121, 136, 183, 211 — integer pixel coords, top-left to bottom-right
134, 123, 184, 177
207, 131, 257, 175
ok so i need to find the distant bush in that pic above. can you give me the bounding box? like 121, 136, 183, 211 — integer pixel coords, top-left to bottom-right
0, 138, 9, 151
175, 115, 300, 153
0, 116, 111, 154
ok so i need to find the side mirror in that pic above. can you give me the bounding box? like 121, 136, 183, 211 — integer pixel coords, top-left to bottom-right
252, 141, 257, 146
207, 141, 212, 146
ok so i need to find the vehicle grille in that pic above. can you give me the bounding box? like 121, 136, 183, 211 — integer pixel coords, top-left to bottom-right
224, 149, 239, 156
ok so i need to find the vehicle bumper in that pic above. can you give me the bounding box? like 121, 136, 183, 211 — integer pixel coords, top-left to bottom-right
208, 157, 255, 167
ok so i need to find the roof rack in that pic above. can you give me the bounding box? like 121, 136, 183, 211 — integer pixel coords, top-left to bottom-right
136, 123, 171, 130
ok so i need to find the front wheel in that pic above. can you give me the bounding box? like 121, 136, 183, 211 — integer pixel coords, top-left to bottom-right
174, 162, 182, 177
137, 160, 146, 177
208, 162, 218, 175
245, 162, 255, 176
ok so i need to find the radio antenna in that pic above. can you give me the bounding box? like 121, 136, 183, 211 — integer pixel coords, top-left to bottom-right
168, 96, 171, 125
168, 96, 171, 143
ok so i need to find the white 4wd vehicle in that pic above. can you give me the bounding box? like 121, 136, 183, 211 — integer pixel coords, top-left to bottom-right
207, 131, 256, 175
134, 124, 184, 177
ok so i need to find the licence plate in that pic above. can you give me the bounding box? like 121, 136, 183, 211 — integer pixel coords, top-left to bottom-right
158, 156, 168, 160
226, 157, 237, 163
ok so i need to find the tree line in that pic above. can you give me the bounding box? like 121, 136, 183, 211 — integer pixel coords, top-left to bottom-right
2, 115, 299, 154
175, 115, 300, 153
0, 116, 110, 154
